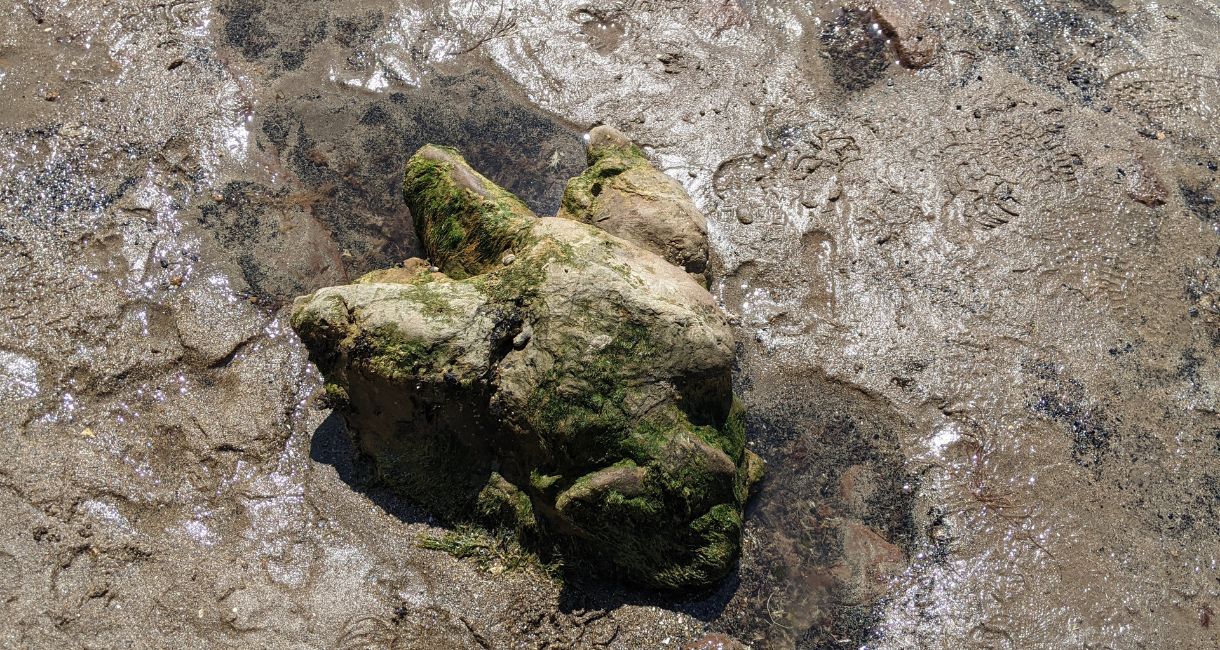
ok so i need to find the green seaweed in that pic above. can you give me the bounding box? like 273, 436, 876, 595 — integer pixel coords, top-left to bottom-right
529, 470, 562, 494
477, 472, 537, 533
690, 396, 747, 464
524, 319, 657, 466
586, 137, 647, 166
403, 146, 535, 279
471, 237, 574, 306
320, 382, 349, 409
356, 323, 446, 381
417, 524, 541, 574
399, 281, 463, 320
516, 312, 750, 588
559, 133, 648, 220
559, 158, 630, 218
354, 270, 463, 321
555, 461, 743, 590
734, 449, 766, 504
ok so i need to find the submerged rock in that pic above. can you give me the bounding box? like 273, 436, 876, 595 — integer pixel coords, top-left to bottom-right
559, 125, 710, 280
292, 144, 760, 590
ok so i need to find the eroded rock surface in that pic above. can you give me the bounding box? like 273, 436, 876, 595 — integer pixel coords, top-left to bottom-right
292, 144, 758, 589
560, 125, 710, 279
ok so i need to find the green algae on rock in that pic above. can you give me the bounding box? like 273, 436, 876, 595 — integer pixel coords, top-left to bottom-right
403, 144, 536, 280
559, 125, 710, 280
291, 144, 760, 590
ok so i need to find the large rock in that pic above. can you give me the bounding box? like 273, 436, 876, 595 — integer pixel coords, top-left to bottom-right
292, 145, 760, 590
559, 125, 710, 280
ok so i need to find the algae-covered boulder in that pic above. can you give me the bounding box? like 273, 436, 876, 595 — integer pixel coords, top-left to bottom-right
292, 144, 759, 590
559, 125, 710, 280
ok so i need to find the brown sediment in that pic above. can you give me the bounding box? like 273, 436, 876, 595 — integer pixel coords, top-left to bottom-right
2, 0, 1220, 648
869, 8, 938, 69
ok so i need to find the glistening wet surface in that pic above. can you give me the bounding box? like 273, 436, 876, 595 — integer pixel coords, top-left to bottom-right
1, 0, 1218, 648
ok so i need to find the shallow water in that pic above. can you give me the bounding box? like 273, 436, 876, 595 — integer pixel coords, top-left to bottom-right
1, 0, 1218, 648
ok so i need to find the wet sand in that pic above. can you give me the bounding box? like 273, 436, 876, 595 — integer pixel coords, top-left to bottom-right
1, 0, 1218, 648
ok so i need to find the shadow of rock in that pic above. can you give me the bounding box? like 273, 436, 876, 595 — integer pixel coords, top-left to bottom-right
309, 410, 432, 525
551, 557, 741, 625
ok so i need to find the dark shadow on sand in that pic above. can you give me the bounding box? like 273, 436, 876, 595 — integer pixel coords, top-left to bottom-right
308, 410, 433, 526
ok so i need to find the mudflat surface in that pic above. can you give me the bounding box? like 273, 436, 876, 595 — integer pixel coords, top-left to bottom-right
1, 1, 1218, 648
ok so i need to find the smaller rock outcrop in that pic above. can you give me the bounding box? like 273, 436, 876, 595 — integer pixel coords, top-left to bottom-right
559, 125, 710, 280
292, 143, 760, 590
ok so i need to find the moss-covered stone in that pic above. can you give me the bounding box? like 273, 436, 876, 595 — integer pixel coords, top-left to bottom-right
558, 125, 710, 280
320, 381, 349, 409
477, 472, 536, 534
404, 145, 536, 279
291, 144, 760, 591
